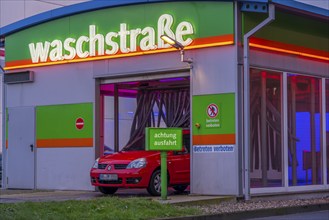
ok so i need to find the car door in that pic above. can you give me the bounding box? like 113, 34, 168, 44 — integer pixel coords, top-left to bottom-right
167, 133, 190, 184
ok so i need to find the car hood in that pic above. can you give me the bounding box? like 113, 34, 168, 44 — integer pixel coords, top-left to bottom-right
99, 151, 160, 164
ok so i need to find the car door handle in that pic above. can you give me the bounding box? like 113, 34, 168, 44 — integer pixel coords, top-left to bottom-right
30, 144, 34, 152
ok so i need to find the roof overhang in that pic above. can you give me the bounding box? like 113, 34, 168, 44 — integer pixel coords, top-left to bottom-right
0, 0, 328, 37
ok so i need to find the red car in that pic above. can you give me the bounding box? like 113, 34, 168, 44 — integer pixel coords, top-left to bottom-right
90, 131, 190, 196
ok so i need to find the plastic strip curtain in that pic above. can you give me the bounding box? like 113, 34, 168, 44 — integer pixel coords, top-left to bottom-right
123, 88, 190, 151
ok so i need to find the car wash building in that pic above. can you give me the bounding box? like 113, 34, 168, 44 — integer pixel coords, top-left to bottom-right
0, 0, 328, 197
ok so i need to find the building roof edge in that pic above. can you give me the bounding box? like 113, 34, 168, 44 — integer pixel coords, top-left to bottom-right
0, 0, 328, 37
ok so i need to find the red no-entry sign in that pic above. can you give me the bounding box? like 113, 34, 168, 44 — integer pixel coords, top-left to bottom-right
76, 118, 84, 130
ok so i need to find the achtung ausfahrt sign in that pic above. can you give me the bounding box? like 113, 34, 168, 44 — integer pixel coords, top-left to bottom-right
145, 128, 183, 151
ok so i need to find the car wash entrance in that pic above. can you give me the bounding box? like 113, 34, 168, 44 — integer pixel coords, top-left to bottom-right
92, 71, 191, 196
99, 72, 190, 153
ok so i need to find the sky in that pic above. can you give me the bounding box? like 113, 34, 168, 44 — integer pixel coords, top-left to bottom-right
295, 0, 329, 9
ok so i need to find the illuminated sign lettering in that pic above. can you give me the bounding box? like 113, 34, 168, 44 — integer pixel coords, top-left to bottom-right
28, 14, 194, 64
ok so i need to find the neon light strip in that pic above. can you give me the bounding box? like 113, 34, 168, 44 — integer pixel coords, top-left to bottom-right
4, 41, 234, 70
250, 43, 329, 61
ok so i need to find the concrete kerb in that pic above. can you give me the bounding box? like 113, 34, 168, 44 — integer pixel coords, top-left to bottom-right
156, 203, 329, 220
154, 195, 236, 205
0, 189, 102, 203
0, 189, 55, 195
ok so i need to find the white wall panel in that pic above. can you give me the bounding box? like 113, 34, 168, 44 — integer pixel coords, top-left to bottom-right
250, 50, 329, 77
192, 46, 236, 95
6, 62, 94, 107
36, 148, 94, 190
94, 51, 188, 78
192, 153, 237, 195
190, 46, 239, 195
6, 62, 95, 191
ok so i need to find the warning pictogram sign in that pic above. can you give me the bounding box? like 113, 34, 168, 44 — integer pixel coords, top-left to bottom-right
207, 104, 218, 118
76, 118, 84, 130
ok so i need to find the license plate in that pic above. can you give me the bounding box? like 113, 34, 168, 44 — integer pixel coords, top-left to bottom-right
99, 174, 118, 181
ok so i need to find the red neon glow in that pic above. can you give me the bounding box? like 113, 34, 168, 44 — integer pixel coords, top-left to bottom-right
249, 37, 329, 62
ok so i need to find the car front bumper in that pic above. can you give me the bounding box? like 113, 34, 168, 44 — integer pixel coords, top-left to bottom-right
90, 168, 151, 188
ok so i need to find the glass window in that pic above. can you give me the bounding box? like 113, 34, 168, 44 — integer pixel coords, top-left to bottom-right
288, 75, 322, 186
250, 69, 283, 188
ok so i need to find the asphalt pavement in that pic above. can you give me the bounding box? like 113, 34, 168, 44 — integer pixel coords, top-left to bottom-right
246, 210, 329, 220
0, 188, 231, 204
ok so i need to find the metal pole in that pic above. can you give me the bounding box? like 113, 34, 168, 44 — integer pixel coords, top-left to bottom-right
291, 77, 297, 185
0, 65, 6, 189
283, 72, 289, 188
261, 72, 268, 186
243, 36, 251, 200
243, 4, 275, 200
180, 50, 184, 63
310, 79, 316, 184
114, 84, 119, 152
321, 78, 327, 185
160, 151, 168, 200
189, 64, 193, 194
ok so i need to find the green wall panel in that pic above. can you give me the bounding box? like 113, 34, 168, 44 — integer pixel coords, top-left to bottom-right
243, 10, 329, 52
192, 93, 235, 135
36, 103, 93, 139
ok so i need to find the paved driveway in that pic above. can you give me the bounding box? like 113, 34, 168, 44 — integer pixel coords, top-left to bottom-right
0, 188, 224, 204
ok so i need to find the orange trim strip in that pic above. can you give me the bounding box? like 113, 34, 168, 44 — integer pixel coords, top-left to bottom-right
193, 134, 236, 145
4, 35, 234, 70
6, 140, 8, 149
37, 138, 93, 148
193, 34, 234, 45
250, 37, 329, 62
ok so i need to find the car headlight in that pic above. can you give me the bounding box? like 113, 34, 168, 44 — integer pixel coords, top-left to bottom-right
92, 158, 99, 169
126, 158, 147, 169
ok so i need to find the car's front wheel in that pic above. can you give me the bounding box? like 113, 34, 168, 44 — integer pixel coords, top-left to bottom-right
98, 186, 118, 195
147, 170, 161, 196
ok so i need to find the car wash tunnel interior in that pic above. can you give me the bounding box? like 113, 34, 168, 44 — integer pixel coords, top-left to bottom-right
99, 76, 190, 155
249, 69, 328, 187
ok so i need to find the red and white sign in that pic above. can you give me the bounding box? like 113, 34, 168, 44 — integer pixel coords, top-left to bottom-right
207, 104, 219, 118
0, 48, 5, 60
75, 117, 84, 130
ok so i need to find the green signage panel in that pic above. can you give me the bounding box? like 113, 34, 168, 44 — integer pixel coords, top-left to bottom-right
243, 11, 329, 53
192, 93, 235, 135
5, 1, 234, 70
145, 127, 183, 151
36, 103, 93, 139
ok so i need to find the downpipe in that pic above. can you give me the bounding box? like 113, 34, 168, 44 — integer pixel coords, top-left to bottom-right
0, 64, 5, 189
243, 4, 275, 201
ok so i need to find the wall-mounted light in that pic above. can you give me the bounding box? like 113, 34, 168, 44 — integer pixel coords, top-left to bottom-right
160, 35, 193, 65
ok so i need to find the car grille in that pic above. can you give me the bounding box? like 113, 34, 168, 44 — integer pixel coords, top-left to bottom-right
98, 164, 107, 169
114, 164, 128, 169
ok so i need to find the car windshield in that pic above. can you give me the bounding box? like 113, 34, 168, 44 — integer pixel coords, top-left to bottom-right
121, 134, 145, 151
